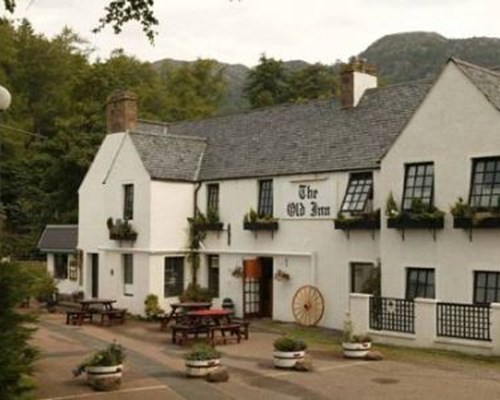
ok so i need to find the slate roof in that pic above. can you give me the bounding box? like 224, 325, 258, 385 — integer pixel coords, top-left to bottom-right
38, 225, 78, 253
130, 132, 207, 181
452, 58, 500, 112
134, 79, 432, 181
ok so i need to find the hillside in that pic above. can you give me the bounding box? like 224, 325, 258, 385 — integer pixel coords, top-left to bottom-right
154, 32, 500, 113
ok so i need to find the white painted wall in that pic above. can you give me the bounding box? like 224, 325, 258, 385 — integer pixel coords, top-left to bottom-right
47, 253, 81, 295
380, 62, 500, 302
199, 171, 380, 329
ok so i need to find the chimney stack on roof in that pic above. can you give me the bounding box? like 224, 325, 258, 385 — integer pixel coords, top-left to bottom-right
106, 90, 138, 134
340, 57, 378, 109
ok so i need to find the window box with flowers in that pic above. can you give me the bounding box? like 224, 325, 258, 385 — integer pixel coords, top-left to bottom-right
385, 194, 444, 231
107, 218, 138, 241
334, 209, 381, 231
243, 208, 279, 231
451, 197, 500, 229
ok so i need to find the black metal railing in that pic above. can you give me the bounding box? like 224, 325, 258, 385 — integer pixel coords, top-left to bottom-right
370, 297, 415, 334
437, 302, 491, 341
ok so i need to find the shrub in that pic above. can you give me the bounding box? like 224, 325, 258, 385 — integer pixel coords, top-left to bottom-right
179, 283, 213, 303
73, 342, 125, 376
184, 344, 220, 361
144, 294, 164, 319
0, 262, 39, 399
273, 336, 307, 352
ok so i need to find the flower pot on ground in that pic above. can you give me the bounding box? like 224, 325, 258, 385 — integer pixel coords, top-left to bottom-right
342, 313, 372, 359
73, 342, 125, 391
185, 344, 221, 377
273, 336, 307, 369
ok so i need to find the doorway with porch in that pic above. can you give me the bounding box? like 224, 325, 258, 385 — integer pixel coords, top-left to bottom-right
242, 257, 273, 318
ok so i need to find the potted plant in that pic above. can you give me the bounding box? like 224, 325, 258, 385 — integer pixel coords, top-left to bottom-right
243, 208, 279, 231
107, 217, 138, 241
73, 342, 125, 391
184, 344, 221, 377
342, 314, 372, 359
273, 336, 307, 368
274, 269, 290, 282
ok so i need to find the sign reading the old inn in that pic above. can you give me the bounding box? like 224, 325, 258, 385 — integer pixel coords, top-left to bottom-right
286, 181, 331, 218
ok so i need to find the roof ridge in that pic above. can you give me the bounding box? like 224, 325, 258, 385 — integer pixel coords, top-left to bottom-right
131, 130, 207, 143
451, 57, 500, 78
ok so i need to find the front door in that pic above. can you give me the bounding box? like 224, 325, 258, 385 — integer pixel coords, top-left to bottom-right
90, 253, 99, 298
242, 257, 273, 318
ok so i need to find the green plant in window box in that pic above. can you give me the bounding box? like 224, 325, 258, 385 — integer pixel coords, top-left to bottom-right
243, 208, 278, 230
107, 218, 138, 241
451, 197, 500, 228
334, 209, 381, 230
386, 195, 445, 229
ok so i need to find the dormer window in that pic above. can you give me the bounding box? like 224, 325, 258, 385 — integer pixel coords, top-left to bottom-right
341, 172, 373, 213
470, 157, 500, 209
402, 163, 434, 210
123, 184, 134, 220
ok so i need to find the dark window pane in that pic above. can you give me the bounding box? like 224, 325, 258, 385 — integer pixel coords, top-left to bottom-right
470, 158, 500, 209
54, 254, 68, 279
474, 271, 500, 304
340, 172, 373, 213
164, 257, 185, 297
207, 184, 219, 216
406, 268, 435, 300
258, 180, 273, 217
208, 255, 219, 297
124, 184, 134, 220
402, 163, 434, 211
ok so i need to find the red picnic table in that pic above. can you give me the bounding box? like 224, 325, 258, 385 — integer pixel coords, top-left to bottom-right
159, 302, 212, 330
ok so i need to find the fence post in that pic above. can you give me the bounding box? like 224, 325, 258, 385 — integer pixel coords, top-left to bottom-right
414, 298, 438, 347
349, 293, 372, 334
490, 303, 500, 355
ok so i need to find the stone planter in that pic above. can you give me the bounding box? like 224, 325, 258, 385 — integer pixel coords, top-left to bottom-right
185, 358, 220, 377
342, 342, 371, 359
86, 364, 123, 391
273, 350, 305, 369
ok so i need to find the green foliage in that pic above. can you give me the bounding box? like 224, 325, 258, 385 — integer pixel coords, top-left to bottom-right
179, 283, 213, 303
206, 208, 220, 224
74, 342, 125, 376
385, 192, 399, 217
273, 336, 307, 352
0, 262, 39, 400
450, 197, 475, 218
244, 55, 338, 108
107, 218, 137, 241
187, 212, 209, 284
342, 313, 371, 343
361, 264, 381, 297
144, 294, 163, 319
243, 208, 276, 224
0, 19, 227, 258
184, 344, 220, 361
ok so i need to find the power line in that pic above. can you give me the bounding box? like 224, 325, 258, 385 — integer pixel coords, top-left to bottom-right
0, 124, 47, 139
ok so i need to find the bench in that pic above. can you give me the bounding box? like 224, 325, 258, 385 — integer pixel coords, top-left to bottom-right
99, 308, 127, 326
66, 310, 93, 325
231, 319, 250, 340
172, 324, 209, 345
208, 324, 242, 345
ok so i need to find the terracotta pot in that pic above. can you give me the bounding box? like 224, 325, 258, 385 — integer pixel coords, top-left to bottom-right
342, 342, 371, 359
185, 358, 220, 377
273, 350, 305, 368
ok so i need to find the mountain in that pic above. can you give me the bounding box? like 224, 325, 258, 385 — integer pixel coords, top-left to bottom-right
153, 32, 500, 113
360, 31, 500, 83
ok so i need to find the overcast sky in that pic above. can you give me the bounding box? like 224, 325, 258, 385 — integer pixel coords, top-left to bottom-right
4, 0, 500, 66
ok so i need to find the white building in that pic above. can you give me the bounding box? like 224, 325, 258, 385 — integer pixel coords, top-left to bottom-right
77, 58, 500, 339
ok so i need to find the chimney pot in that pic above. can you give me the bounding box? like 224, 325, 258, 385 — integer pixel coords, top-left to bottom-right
106, 90, 138, 133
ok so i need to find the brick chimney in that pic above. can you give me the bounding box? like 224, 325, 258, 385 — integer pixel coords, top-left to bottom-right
106, 90, 138, 133
340, 58, 377, 108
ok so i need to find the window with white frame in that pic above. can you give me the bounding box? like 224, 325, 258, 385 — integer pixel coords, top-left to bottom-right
123, 184, 134, 220
258, 179, 273, 217
341, 172, 373, 213
474, 271, 500, 304
470, 157, 500, 209
402, 163, 434, 210
164, 257, 184, 297
406, 268, 435, 300
208, 255, 219, 297
122, 254, 134, 295
350, 263, 376, 294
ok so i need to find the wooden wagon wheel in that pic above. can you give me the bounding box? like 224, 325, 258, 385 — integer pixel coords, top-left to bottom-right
292, 285, 325, 326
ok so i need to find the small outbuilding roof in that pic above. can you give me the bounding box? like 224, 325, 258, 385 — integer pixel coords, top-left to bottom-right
38, 225, 78, 253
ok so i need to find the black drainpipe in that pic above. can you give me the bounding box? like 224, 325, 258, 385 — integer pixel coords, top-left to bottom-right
193, 182, 202, 218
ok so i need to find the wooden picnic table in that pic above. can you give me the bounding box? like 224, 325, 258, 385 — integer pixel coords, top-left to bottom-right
159, 302, 212, 330
66, 299, 126, 326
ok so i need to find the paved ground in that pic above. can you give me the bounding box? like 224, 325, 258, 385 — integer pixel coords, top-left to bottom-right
33, 312, 500, 400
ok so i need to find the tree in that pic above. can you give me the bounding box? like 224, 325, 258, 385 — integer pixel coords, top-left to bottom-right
287, 63, 338, 102
244, 54, 289, 108
2, 0, 159, 43
0, 262, 39, 400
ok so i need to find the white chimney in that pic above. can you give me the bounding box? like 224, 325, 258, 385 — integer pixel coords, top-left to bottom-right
340, 58, 378, 108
